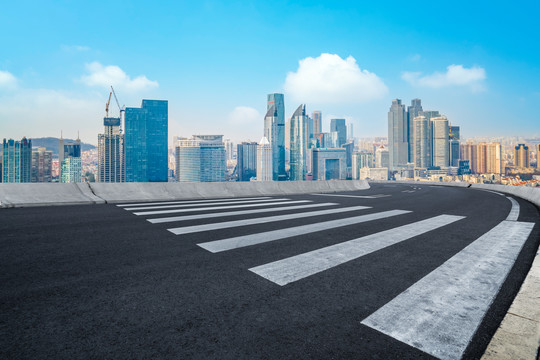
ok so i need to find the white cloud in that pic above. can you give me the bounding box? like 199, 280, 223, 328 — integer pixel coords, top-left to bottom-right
81, 62, 158, 92
408, 54, 421, 62
227, 106, 260, 125
402, 64, 486, 91
0, 70, 17, 88
283, 53, 388, 104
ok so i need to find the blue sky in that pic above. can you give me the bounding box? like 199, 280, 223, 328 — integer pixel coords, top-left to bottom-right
1, 1, 539, 144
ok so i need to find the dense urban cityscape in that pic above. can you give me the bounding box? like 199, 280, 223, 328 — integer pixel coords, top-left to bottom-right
1, 93, 539, 186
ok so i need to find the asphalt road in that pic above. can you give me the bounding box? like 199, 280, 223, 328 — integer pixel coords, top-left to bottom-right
1, 183, 539, 359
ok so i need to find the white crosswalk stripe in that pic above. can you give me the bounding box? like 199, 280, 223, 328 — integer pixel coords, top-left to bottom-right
361, 219, 535, 360
167, 205, 371, 235
125, 198, 291, 211
148, 202, 339, 224
132, 200, 309, 216
197, 209, 411, 253
116, 196, 272, 207
250, 214, 464, 286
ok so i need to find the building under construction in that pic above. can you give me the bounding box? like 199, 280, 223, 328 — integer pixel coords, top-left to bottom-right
98, 87, 125, 182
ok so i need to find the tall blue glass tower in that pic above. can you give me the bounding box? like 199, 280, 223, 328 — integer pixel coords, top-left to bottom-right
266, 93, 286, 180
125, 100, 168, 182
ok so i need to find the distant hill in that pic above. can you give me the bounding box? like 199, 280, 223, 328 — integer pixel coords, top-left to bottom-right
30, 137, 96, 156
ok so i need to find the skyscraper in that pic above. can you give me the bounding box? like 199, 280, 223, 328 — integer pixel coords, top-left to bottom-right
31, 147, 52, 182
449, 126, 460, 140
432, 116, 449, 167
330, 118, 346, 147
514, 144, 530, 168
257, 137, 273, 181
449, 139, 460, 167
98, 117, 124, 182
266, 93, 286, 180
290, 104, 308, 181
375, 146, 390, 168
2, 138, 32, 183
237, 141, 258, 181
347, 122, 354, 140
413, 115, 429, 168
420, 110, 440, 167
60, 138, 82, 183
460, 143, 477, 173
486, 143, 503, 174
312, 111, 322, 138
125, 99, 168, 182
388, 99, 408, 170
312, 148, 347, 180
176, 135, 226, 182
408, 98, 423, 162
536, 144, 540, 169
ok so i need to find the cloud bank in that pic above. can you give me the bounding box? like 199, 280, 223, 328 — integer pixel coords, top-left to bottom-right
81, 62, 159, 92
402, 65, 486, 91
283, 53, 388, 104
0, 70, 17, 88
227, 106, 261, 125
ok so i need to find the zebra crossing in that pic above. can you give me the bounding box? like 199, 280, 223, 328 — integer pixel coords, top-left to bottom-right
118, 194, 535, 360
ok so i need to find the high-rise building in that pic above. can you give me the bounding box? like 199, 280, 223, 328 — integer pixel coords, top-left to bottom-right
347, 122, 354, 140
514, 144, 530, 168
449, 139, 460, 167
420, 110, 440, 167
449, 126, 460, 140
342, 141, 355, 179
237, 141, 258, 181
125, 99, 168, 182
352, 151, 374, 179
312, 148, 346, 180
266, 93, 286, 180
290, 105, 308, 181
176, 135, 226, 182
59, 137, 82, 183
536, 144, 540, 169
98, 117, 124, 182
486, 142, 503, 174
476, 143, 487, 174
31, 147, 52, 182
312, 111, 322, 138
330, 118, 346, 147
432, 116, 449, 167
2, 138, 32, 183
375, 146, 390, 168
460, 143, 477, 173
257, 137, 273, 181
388, 99, 408, 170
413, 115, 429, 168
408, 98, 423, 162
224, 139, 234, 162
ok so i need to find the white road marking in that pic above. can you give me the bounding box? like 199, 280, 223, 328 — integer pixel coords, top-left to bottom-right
148, 202, 339, 224
250, 215, 465, 286
361, 220, 535, 360
477, 189, 505, 196
116, 196, 271, 207
505, 197, 520, 221
168, 205, 371, 235
133, 200, 310, 216
311, 194, 391, 199
125, 198, 290, 211
197, 209, 411, 253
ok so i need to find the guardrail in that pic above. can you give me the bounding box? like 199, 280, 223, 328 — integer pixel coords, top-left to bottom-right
0, 180, 370, 208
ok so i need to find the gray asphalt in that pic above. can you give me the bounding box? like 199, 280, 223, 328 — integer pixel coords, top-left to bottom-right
1, 184, 539, 359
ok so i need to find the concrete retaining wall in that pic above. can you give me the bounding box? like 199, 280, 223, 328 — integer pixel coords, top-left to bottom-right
0, 180, 370, 207
0, 183, 105, 208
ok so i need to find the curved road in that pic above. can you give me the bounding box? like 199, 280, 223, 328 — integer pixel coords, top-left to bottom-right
1, 183, 539, 359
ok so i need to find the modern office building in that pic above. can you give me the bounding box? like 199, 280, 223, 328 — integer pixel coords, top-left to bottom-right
408, 98, 423, 162
125, 99, 168, 182
347, 122, 354, 140
375, 145, 390, 168
266, 93, 286, 180
514, 144, 530, 168
59, 137, 82, 183
432, 116, 449, 167
98, 117, 124, 182
256, 137, 273, 181
413, 115, 429, 168
237, 141, 258, 181
420, 110, 440, 167
352, 151, 374, 179
176, 135, 226, 182
342, 141, 355, 179
224, 139, 234, 162
312, 111, 322, 138
2, 138, 32, 183
449, 139, 460, 167
449, 125, 460, 140
388, 99, 408, 170
312, 148, 346, 180
31, 147, 52, 182
289, 105, 309, 181
330, 118, 346, 147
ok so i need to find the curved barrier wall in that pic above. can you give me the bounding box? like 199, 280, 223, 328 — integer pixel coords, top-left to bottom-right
0, 180, 370, 207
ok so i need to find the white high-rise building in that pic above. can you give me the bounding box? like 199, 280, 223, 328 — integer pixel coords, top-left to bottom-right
257, 137, 273, 181
432, 116, 449, 167
375, 146, 390, 168
413, 115, 429, 168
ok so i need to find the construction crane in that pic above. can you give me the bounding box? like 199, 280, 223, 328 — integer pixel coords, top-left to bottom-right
111, 86, 124, 117
105, 91, 112, 117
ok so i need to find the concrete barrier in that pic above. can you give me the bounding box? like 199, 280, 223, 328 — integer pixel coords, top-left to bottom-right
0, 183, 105, 208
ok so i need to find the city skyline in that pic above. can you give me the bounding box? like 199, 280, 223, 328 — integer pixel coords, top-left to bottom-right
1, 1, 539, 145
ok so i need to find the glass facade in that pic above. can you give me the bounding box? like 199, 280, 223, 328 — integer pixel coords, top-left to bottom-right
266, 93, 286, 180
2, 138, 32, 183
237, 142, 258, 181
312, 148, 346, 180
98, 117, 124, 182
125, 100, 168, 182
176, 135, 226, 182
330, 118, 346, 147
388, 99, 408, 170
289, 105, 308, 181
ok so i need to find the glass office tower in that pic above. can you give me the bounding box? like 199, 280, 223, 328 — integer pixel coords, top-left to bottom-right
266, 93, 286, 180
289, 104, 308, 181
330, 118, 347, 147
125, 100, 168, 182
